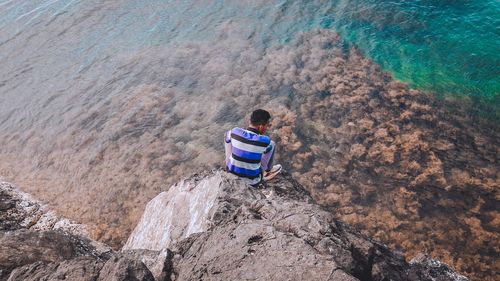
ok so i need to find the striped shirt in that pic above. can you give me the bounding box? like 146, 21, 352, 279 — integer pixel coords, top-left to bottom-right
225, 127, 274, 185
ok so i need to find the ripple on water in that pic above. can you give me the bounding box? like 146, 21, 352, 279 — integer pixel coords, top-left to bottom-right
0, 1, 498, 280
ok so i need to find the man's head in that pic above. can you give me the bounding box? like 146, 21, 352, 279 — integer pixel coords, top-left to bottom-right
250, 109, 271, 134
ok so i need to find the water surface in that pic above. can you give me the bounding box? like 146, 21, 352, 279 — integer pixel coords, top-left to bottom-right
0, 1, 498, 280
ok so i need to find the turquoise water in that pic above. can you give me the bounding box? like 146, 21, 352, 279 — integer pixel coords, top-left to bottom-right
1, 0, 498, 107
130, 0, 500, 105
326, 0, 500, 105
98, 0, 500, 107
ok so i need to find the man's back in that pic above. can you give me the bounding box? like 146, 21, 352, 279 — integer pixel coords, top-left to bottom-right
224, 127, 274, 186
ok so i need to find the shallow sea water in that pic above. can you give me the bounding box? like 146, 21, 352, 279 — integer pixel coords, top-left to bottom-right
0, 0, 498, 279
1, 0, 498, 100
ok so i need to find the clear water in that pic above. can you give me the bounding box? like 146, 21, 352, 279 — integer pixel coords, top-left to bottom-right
327, 1, 500, 101
1, 0, 498, 103
0, 1, 498, 279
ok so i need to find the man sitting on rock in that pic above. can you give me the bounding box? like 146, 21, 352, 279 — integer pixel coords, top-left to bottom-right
224, 109, 282, 186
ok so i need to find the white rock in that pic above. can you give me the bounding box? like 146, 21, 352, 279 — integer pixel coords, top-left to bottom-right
122, 172, 223, 251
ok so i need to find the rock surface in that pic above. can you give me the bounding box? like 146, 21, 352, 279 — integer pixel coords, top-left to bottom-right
0, 181, 166, 281
0, 181, 88, 235
0, 172, 470, 281
0, 229, 108, 280
123, 174, 222, 250
124, 170, 469, 281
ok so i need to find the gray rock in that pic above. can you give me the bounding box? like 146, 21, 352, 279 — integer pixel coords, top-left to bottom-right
409, 254, 469, 281
97, 255, 155, 281
0, 180, 167, 281
125, 170, 470, 281
7, 258, 104, 281
0, 181, 88, 235
7, 254, 161, 281
121, 249, 174, 281
0, 229, 110, 280
122, 172, 224, 251
3, 246, 161, 281
329, 269, 360, 281
1, 171, 469, 281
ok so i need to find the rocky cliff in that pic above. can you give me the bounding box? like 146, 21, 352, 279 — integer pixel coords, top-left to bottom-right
0, 181, 161, 281
1, 171, 470, 280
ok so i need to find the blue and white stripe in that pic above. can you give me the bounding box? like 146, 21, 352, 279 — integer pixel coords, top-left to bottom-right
224, 127, 273, 185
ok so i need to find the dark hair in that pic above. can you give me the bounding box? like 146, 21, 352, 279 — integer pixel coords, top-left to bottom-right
250, 109, 271, 125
